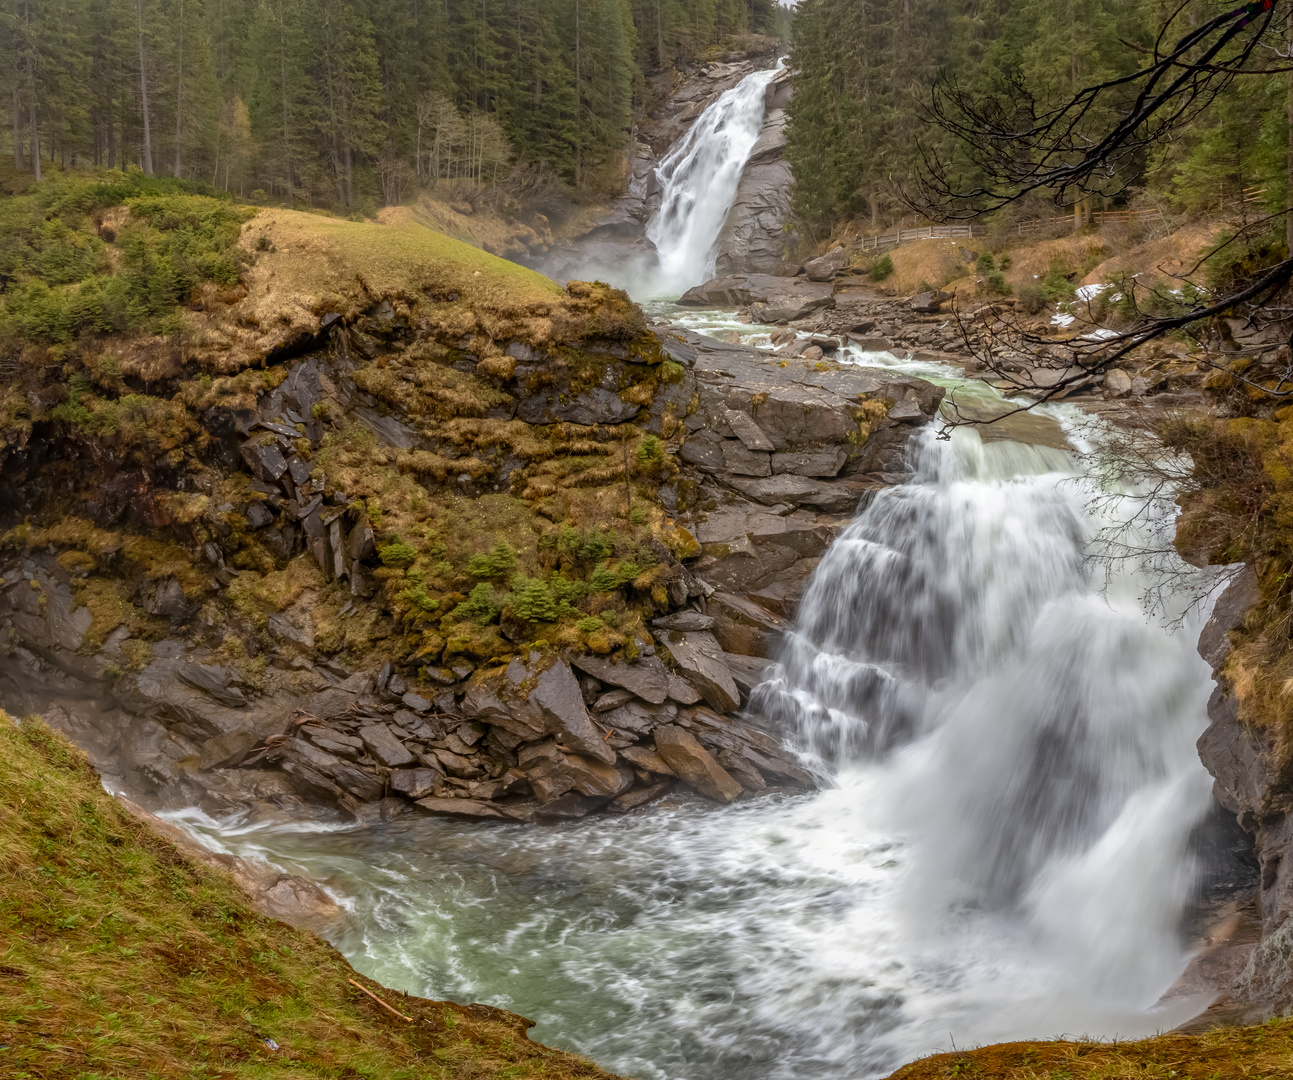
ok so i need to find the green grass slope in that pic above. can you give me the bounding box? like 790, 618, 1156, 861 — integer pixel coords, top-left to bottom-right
0, 713, 625, 1080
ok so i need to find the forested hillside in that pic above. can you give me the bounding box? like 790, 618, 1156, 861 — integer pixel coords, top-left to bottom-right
786, 0, 1290, 235
1, 0, 781, 210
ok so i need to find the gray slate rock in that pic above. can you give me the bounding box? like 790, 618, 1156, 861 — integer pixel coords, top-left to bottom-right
722, 440, 772, 476
724, 409, 775, 452
240, 439, 289, 483
530, 660, 619, 764
804, 246, 848, 282
570, 654, 670, 706
660, 631, 740, 713
771, 448, 846, 477
592, 688, 637, 713
652, 611, 715, 632
618, 745, 677, 777
518, 739, 634, 802
1198, 566, 1259, 669
358, 723, 416, 768
391, 767, 442, 799
666, 672, 703, 705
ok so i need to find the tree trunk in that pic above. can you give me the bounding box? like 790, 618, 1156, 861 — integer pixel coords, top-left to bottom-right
137, 0, 154, 175
279, 0, 292, 197
25, 39, 39, 181
1287, 8, 1293, 254
11, 83, 21, 172
174, 0, 184, 176
656, 1, 664, 69
574, 0, 581, 188
107, 92, 116, 169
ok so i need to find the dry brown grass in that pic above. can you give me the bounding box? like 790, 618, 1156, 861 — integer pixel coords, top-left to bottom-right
0, 714, 626, 1080
886, 1020, 1293, 1079
1081, 221, 1227, 291
878, 238, 973, 295
999, 232, 1110, 292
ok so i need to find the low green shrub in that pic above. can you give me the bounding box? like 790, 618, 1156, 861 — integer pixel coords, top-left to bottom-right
867, 253, 894, 282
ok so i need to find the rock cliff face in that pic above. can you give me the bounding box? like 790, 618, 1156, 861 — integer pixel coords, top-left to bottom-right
1189, 568, 1293, 1022
0, 206, 942, 830
714, 67, 796, 275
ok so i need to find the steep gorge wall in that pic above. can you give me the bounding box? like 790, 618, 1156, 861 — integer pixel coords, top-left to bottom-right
0, 205, 942, 831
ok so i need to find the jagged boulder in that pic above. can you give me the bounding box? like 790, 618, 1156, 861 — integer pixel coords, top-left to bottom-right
517, 739, 635, 802
653, 724, 743, 803
658, 632, 740, 713
804, 246, 848, 282
570, 654, 671, 705
358, 723, 416, 768
461, 655, 617, 764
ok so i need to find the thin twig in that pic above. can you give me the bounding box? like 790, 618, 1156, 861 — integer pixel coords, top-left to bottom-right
347, 978, 413, 1022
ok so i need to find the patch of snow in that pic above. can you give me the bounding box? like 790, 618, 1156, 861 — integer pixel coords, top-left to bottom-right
1051, 313, 1076, 327
1080, 328, 1119, 341
1075, 283, 1110, 302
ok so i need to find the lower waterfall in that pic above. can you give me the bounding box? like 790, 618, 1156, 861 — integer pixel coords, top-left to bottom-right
174, 382, 1218, 1080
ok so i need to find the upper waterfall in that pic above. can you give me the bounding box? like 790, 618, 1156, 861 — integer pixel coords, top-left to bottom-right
644, 62, 782, 296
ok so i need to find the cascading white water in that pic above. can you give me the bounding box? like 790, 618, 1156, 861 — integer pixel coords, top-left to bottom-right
643, 64, 781, 295
174, 375, 1220, 1080
753, 421, 1216, 1007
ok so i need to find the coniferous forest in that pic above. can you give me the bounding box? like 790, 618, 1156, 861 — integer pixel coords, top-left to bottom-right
786, 0, 1293, 235
0, 0, 780, 209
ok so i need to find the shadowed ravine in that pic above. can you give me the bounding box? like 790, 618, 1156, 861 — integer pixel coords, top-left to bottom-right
172, 73, 1221, 1080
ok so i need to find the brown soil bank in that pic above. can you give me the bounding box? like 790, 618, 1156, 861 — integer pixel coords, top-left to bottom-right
885, 1020, 1293, 1079
0, 713, 622, 1080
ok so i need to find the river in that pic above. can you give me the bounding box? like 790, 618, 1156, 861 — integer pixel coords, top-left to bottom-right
171, 64, 1221, 1080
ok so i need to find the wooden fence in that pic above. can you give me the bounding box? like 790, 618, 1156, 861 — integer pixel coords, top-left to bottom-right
1016, 208, 1163, 234
857, 223, 986, 249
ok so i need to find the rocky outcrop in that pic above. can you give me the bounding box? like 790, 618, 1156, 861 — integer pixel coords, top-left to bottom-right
678, 275, 835, 321
713, 66, 796, 276
1184, 567, 1293, 1022
0, 283, 941, 828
